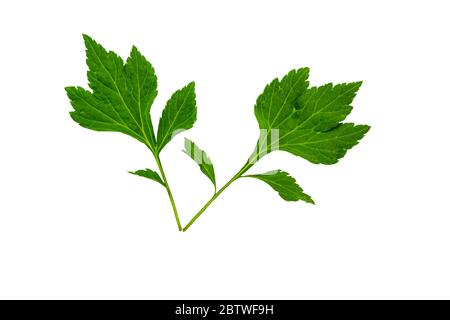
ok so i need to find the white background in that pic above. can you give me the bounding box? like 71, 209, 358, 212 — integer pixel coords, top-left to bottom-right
0, 0, 449, 299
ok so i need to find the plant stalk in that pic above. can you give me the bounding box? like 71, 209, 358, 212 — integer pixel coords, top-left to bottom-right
154, 153, 182, 231
183, 160, 254, 232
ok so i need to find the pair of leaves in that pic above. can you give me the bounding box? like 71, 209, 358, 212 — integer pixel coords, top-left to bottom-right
67, 35, 369, 211
181, 139, 313, 204
131, 138, 218, 192
66, 34, 197, 153
131, 140, 313, 205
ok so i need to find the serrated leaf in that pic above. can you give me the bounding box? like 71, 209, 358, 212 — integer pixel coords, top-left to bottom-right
253, 70, 370, 164
157, 82, 197, 151
254, 69, 310, 130
244, 170, 314, 203
66, 87, 145, 142
66, 35, 157, 148
295, 82, 362, 131
183, 138, 216, 190
129, 169, 165, 186
279, 123, 370, 164
124, 45, 158, 145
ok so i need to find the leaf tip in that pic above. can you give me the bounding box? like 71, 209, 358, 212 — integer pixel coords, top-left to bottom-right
187, 81, 196, 91
64, 86, 74, 94
82, 33, 93, 43
359, 124, 371, 134
130, 45, 140, 56
351, 81, 363, 92
184, 137, 192, 144
299, 66, 310, 75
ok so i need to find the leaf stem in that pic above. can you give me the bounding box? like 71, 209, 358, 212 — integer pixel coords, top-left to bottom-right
154, 153, 182, 231
182, 160, 254, 232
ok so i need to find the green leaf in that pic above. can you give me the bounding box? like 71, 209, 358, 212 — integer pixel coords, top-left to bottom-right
244, 170, 314, 203
124, 45, 158, 145
295, 82, 362, 131
254, 68, 309, 130
66, 35, 157, 148
183, 138, 216, 190
157, 82, 197, 151
129, 169, 165, 186
279, 123, 370, 164
253, 70, 370, 164
66, 87, 145, 142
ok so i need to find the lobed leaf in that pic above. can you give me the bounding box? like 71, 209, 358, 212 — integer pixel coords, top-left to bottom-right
183, 138, 216, 190
279, 123, 370, 164
244, 170, 314, 203
254, 68, 309, 130
66, 35, 158, 148
253, 70, 370, 164
295, 82, 362, 131
66, 86, 145, 142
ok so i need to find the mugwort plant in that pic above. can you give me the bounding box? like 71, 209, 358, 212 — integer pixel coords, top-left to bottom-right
66, 35, 370, 231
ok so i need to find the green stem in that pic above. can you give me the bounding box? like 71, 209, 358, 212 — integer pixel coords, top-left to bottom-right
154, 153, 182, 231
183, 160, 254, 232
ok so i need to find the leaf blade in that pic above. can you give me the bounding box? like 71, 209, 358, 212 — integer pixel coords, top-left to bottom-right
279, 123, 370, 164
295, 82, 362, 131
66, 86, 145, 143
129, 169, 165, 186
157, 82, 197, 151
83, 35, 142, 133
183, 138, 216, 190
252, 70, 370, 164
67, 35, 158, 149
124, 46, 158, 145
254, 68, 309, 130
245, 170, 314, 203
